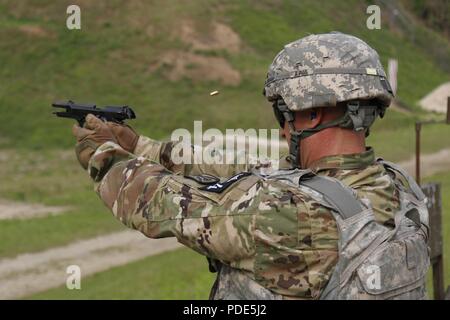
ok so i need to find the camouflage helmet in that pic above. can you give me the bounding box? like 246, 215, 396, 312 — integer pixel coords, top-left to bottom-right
263, 32, 394, 110
263, 32, 394, 168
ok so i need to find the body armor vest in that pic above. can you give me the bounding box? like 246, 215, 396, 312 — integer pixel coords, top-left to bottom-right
209, 160, 430, 300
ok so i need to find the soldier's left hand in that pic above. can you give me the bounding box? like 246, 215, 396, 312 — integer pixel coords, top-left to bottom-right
72, 114, 117, 169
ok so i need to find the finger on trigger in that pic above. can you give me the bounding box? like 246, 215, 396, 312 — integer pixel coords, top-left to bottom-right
85, 114, 103, 130
72, 123, 93, 140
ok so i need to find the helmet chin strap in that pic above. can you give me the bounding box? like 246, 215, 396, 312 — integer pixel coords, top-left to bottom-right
276, 99, 304, 168
287, 123, 302, 168
276, 99, 385, 169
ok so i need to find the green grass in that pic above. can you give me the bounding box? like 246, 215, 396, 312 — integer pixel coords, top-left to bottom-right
29, 247, 215, 300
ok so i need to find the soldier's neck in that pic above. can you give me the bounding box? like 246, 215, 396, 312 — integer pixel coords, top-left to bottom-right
301, 127, 366, 169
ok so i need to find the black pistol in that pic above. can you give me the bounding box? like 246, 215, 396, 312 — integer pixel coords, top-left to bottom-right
52, 100, 136, 126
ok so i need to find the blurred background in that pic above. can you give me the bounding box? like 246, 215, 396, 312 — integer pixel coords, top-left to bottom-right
0, 0, 449, 299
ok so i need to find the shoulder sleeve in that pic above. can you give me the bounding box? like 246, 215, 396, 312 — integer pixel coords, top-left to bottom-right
132, 135, 280, 178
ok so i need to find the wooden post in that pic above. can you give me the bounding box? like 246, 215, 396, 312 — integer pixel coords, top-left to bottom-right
415, 122, 421, 185
422, 183, 445, 299
447, 97, 450, 124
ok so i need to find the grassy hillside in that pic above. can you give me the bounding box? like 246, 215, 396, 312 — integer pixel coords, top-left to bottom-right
0, 0, 449, 150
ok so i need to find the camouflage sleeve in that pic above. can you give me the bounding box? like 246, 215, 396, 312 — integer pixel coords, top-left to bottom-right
134, 135, 280, 177
89, 141, 256, 263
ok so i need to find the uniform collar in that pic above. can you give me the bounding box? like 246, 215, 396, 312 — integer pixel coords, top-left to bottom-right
308, 147, 376, 172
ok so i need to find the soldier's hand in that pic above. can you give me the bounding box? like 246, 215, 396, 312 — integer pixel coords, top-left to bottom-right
72, 114, 117, 169
105, 122, 139, 153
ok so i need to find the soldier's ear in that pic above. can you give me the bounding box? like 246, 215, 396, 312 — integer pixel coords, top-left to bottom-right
310, 108, 323, 127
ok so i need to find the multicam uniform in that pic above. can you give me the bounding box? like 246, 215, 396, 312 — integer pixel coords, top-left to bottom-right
87, 135, 429, 300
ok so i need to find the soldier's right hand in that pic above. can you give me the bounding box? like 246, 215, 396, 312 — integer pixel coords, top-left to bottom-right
106, 122, 139, 154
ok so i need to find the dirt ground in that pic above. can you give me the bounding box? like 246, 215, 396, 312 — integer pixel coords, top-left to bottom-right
148, 20, 242, 86
179, 20, 241, 54
0, 200, 68, 220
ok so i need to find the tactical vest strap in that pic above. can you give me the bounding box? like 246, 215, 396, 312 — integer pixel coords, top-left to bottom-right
300, 175, 364, 220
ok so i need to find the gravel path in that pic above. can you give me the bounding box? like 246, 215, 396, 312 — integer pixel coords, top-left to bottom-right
0, 200, 68, 220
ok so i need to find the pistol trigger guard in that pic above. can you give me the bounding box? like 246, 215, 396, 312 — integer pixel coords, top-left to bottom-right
77, 118, 85, 127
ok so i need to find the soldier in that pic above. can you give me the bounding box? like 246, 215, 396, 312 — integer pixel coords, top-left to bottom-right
72, 32, 430, 299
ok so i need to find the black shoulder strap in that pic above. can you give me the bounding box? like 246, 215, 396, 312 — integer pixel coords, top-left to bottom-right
300, 175, 364, 220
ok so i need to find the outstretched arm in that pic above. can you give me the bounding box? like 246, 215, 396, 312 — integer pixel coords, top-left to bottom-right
87, 140, 257, 265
